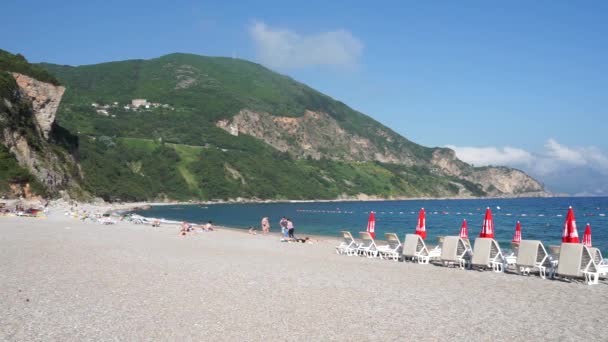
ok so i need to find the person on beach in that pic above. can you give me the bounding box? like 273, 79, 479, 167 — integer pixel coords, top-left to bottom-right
203, 221, 214, 232
261, 217, 270, 235
180, 221, 191, 236
248, 226, 257, 235
279, 217, 288, 237
287, 218, 295, 239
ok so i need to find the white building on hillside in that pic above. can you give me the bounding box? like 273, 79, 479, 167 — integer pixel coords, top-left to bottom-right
131, 99, 148, 108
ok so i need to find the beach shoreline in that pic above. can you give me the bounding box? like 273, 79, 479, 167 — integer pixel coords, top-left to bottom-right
1, 211, 607, 340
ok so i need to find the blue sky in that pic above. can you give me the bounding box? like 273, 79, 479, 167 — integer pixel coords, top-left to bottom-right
3, 0, 608, 194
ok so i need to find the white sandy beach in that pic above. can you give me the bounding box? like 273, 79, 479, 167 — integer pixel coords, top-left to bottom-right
1, 209, 607, 341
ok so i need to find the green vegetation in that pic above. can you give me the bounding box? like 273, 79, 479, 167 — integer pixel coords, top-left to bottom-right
31, 53, 491, 201
73, 136, 468, 201
42, 53, 433, 160
0, 49, 59, 85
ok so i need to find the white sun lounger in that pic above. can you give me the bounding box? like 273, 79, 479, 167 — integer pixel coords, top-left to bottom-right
377, 233, 402, 261
402, 234, 430, 264
556, 243, 599, 285
357, 232, 379, 258
516, 240, 554, 279
588, 247, 608, 277
440, 236, 471, 269
336, 231, 359, 256
471, 238, 505, 272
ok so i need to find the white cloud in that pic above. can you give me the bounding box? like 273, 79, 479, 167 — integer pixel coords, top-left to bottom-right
444, 145, 534, 167
249, 20, 363, 69
446, 139, 608, 194
544, 138, 586, 165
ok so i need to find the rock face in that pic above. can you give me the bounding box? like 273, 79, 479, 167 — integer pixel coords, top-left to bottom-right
11, 73, 65, 139
217, 109, 418, 165
219, 110, 548, 197
0, 72, 84, 198
430, 148, 545, 196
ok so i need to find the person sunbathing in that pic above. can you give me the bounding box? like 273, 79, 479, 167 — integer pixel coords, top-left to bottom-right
180, 221, 191, 235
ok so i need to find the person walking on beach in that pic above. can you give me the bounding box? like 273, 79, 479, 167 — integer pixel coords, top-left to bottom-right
287, 218, 295, 239
261, 217, 270, 235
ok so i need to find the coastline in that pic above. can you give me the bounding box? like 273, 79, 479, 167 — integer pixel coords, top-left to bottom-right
102, 191, 563, 210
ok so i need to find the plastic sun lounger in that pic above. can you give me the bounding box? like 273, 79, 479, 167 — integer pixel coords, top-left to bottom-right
402, 234, 430, 264
589, 247, 608, 277
377, 233, 402, 261
357, 232, 379, 258
440, 236, 471, 269
471, 238, 505, 272
556, 243, 599, 285
516, 240, 555, 279
336, 231, 359, 256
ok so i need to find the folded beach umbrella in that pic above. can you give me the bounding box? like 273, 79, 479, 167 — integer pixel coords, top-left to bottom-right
367, 212, 376, 239
562, 206, 580, 243
582, 223, 592, 247
512, 221, 522, 243
479, 207, 494, 238
415, 208, 427, 239
459, 219, 468, 239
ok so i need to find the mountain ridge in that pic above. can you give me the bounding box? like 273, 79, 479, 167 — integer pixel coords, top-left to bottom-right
3, 50, 547, 201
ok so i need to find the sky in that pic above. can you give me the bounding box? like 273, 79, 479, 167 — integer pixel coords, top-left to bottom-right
3, 0, 607, 194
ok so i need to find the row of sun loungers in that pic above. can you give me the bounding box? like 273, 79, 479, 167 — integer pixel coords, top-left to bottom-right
336, 231, 607, 285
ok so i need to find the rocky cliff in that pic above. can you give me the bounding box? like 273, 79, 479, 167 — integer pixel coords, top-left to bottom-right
217, 109, 418, 164
11, 73, 65, 139
0, 71, 84, 199
430, 148, 545, 196
218, 109, 547, 197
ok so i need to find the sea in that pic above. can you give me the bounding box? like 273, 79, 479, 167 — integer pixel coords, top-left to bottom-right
135, 197, 608, 254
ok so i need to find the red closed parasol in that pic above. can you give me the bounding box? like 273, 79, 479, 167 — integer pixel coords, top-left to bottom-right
479, 207, 494, 238
582, 223, 592, 247
367, 212, 376, 239
415, 208, 427, 239
512, 221, 522, 243
459, 219, 468, 239
562, 206, 580, 243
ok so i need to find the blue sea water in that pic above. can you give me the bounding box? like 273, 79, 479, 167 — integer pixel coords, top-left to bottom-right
135, 197, 608, 254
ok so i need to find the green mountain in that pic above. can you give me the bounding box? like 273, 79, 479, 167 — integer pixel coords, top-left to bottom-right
3, 51, 546, 201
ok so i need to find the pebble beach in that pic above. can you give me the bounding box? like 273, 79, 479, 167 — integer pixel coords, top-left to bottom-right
1, 208, 607, 341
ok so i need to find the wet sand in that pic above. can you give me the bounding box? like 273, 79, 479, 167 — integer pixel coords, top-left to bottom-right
1, 213, 607, 341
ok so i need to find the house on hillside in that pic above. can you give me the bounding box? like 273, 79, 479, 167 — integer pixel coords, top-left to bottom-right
131, 99, 148, 108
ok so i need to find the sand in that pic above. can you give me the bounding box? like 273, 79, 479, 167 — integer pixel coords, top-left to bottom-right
1, 211, 607, 341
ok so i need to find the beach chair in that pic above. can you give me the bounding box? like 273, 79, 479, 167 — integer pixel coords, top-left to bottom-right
402, 234, 430, 264
357, 232, 379, 258
471, 238, 505, 272
588, 247, 608, 277
516, 240, 554, 279
440, 236, 471, 269
377, 233, 402, 261
556, 243, 599, 285
336, 231, 359, 256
